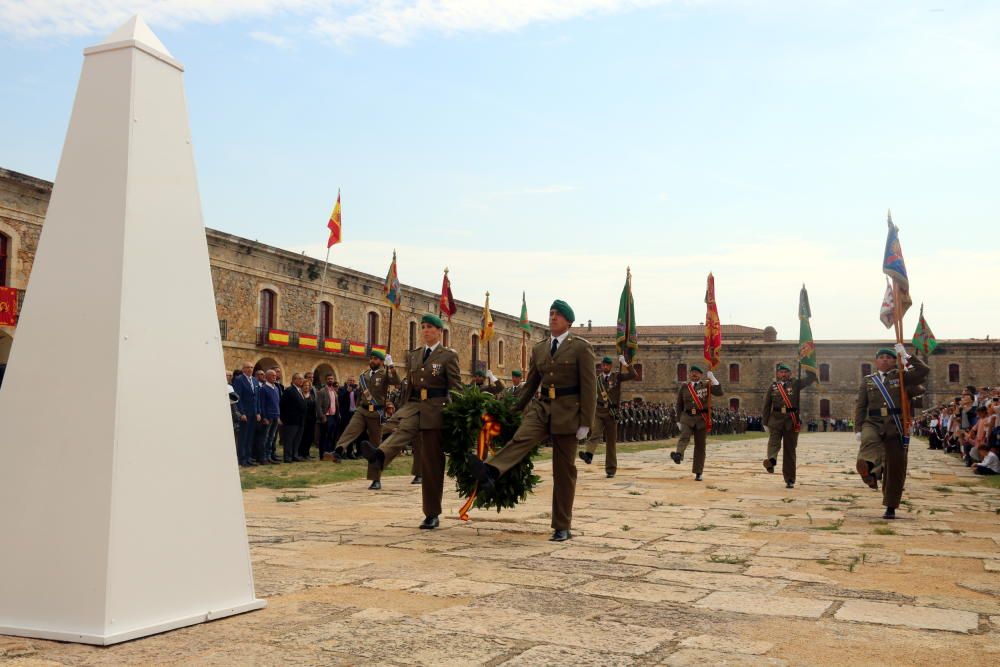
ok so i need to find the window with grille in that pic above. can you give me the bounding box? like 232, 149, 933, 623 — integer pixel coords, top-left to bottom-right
259, 289, 276, 329
677, 363, 687, 382
819, 363, 831, 383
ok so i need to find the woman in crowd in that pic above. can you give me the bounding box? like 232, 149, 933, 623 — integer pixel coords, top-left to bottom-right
299, 378, 318, 460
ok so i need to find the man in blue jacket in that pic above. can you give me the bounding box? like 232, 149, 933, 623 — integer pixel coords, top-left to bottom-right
233, 362, 260, 466
259, 369, 283, 464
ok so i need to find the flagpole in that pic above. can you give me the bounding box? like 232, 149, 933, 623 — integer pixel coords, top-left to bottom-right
892, 280, 910, 437
318, 246, 332, 306
386, 249, 396, 355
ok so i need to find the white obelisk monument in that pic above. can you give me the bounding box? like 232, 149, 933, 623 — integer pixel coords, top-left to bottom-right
0, 17, 265, 645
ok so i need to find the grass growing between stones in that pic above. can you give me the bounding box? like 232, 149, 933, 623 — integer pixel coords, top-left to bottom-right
873, 526, 896, 536
241, 459, 412, 490
276, 493, 317, 503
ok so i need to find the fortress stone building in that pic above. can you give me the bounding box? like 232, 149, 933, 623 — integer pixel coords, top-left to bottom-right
3, 166, 998, 420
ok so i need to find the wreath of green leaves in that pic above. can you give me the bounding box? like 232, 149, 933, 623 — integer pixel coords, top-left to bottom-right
442, 386, 542, 512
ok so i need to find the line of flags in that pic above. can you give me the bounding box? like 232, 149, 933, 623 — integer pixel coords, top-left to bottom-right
320, 194, 941, 367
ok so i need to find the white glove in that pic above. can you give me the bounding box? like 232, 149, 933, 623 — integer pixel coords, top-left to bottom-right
706, 370, 720, 386
855, 432, 862, 442
384, 354, 394, 367
618, 354, 627, 365
763, 425, 769, 433
575, 426, 590, 441
893, 343, 909, 360
487, 370, 497, 382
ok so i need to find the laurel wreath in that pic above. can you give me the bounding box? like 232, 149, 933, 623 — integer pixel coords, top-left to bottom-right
442, 386, 542, 512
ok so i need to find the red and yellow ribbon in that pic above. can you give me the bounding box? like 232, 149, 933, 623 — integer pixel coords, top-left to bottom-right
459, 414, 502, 521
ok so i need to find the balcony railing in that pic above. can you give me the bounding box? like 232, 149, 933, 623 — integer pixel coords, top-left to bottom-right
255, 327, 379, 358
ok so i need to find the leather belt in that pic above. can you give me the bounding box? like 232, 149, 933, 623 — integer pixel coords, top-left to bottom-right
540, 385, 580, 401
688, 408, 708, 415
869, 408, 901, 417
411, 387, 449, 401
773, 407, 798, 414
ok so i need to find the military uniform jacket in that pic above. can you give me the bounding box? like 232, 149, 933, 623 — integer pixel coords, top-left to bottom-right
518, 333, 597, 435
395, 345, 462, 430
358, 365, 401, 415
854, 357, 929, 438
761, 375, 816, 429
596, 364, 638, 415
473, 379, 505, 396
676, 380, 725, 428
506, 382, 526, 400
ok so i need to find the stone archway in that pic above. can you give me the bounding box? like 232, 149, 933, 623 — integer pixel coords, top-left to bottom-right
254, 356, 281, 377
313, 362, 336, 386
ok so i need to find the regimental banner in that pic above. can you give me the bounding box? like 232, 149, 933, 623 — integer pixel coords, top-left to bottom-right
703, 273, 722, 370
323, 338, 344, 354
798, 284, 819, 382
298, 334, 318, 350
348, 341, 366, 356
267, 329, 290, 346
0, 287, 16, 326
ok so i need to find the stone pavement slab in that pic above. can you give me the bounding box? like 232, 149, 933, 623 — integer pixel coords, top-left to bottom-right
695, 591, 833, 618
835, 600, 980, 633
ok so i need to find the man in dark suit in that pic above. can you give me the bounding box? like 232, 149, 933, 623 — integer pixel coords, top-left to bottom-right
259, 369, 282, 464
233, 362, 260, 466
280, 372, 307, 462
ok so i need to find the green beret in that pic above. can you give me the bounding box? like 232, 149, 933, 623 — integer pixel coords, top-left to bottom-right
549, 299, 575, 323
370, 349, 386, 361
512, 370, 523, 378
776, 363, 792, 372
421, 313, 444, 329
876, 347, 897, 359
602, 356, 613, 364
690, 363, 705, 374
474, 369, 486, 377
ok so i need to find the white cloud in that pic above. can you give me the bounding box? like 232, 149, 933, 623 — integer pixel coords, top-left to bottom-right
311, 0, 675, 46
249, 30, 290, 48
0, 0, 675, 42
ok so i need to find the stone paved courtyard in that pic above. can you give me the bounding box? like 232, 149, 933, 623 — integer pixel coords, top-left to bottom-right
3, 432, 1000, 666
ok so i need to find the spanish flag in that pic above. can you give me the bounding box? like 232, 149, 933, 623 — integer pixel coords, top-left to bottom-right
348, 341, 366, 356
298, 334, 318, 350
327, 190, 342, 248
323, 338, 343, 354
267, 329, 290, 346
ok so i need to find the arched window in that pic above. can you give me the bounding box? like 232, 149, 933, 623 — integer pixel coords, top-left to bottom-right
948, 363, 960, 383
443, 329, 450, 348
820, 398, 831, 418
408, 321, 417, 350
633, 363, 644, 381
0, 233, 8, 286
729, 398, 740, 411
319, 301, 333, 339
677, 363, 688, 382
366, 312, 380, 347
471, 334, 480, 367
819, 363, 831, 383
498, 339, 505, 366
861, 363, 872, 377
729, 363, 740, 383
259, 289, 276, 329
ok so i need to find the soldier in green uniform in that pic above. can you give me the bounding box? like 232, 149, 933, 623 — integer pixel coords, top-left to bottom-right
359, 314, 462, 529
334, 350, 400, 466
470, 368, 505, 395
580, 354, 636, 478
506, 369, 526, 399
670, 364, 724, 481
855, 344, 929, 518
468, 300, 596, 542
761, 362, 816, 489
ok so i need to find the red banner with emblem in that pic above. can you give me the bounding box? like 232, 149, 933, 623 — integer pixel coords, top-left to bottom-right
703, 273, 721, 370
0, 287, 17, 326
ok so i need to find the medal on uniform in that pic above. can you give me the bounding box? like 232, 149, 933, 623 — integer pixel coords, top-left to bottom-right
548, 385, 556, 400
420, 388, 428, 401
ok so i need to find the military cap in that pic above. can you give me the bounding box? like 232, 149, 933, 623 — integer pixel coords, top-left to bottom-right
370, 349, 386, 360
474, 369, 486, 377
512, 370, 523, 378
549, 299, 575, 323
421, 313, 444, 329
875, 347, 897, 358
690, 363, 705, 374
602, 356, 613, 364
776, 362, 792, 372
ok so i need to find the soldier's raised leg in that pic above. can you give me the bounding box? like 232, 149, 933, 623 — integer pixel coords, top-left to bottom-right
856, 423, 883, 490
673, 421, 693, 464
764, 426, 782, 474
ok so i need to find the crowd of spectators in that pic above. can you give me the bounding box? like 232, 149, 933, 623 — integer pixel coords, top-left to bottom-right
225, 363, 385, 467
917, 385, 1000, 475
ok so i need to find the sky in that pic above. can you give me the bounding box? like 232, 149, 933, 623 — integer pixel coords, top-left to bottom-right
1, 0, 998, 341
